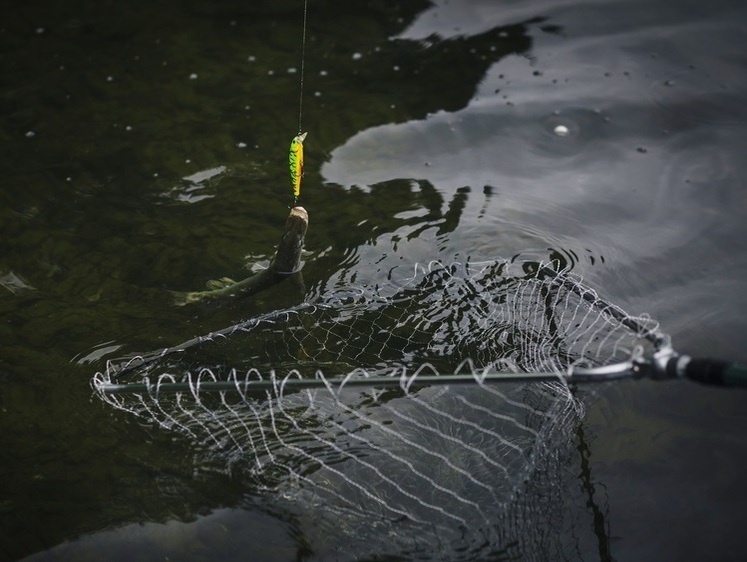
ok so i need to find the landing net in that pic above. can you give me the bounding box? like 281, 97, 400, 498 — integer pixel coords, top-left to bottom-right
92, 256, 664, 559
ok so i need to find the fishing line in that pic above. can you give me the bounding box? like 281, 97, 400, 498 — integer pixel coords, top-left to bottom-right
287, 0, 309, 207
297, 0, 309, 133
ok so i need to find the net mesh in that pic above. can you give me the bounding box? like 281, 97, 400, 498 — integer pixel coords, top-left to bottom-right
93, 256, 664, 559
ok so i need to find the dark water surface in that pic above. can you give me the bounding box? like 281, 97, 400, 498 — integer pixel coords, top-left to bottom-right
2, 0, 746, 560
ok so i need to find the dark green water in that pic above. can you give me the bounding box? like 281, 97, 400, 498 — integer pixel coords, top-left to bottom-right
2, 0, 747, 560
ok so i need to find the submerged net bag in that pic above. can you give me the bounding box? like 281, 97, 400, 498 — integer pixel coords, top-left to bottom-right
93, 256, 663, 559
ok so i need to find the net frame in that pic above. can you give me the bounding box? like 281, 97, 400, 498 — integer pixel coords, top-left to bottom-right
96, 256, 669, 392
91, 256, 671, 559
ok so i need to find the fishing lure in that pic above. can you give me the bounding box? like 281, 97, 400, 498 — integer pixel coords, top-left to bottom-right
289, 131, 307, 204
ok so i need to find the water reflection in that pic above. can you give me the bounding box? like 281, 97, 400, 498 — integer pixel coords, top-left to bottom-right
22, 506, 302, 562
2, 0, 747, 560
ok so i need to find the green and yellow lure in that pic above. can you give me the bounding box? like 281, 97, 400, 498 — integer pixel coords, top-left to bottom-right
289, 131, 307, 204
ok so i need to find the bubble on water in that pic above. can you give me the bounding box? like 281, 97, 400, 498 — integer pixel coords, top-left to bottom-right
189, 73, 198, 80
267, 70, 275, 76
35, 27, 45, 34
125, 125, 132, 131
237, 142, 247, 148
247, 55, 256, 62
287, 67, 297, 74
352, 52, 362, 60
319, 70, 328, 76
541, 112, 582, 139
25, 131, 35, 138
106, 75, 114, 82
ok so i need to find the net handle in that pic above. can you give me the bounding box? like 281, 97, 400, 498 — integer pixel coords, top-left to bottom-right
94, 363, 641, 395
671, 357, 747, 388
94, 356, 747, 395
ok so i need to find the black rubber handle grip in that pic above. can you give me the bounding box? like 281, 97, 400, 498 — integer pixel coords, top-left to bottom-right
684, 358, 747, 388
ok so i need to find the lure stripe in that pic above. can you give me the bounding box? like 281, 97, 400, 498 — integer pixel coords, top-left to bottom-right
289, 132, 307, 202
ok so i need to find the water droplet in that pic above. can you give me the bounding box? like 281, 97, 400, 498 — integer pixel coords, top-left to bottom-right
352, 52, 362, 60
287, 67, 297, 74
247, 55, 256, 62
25, 131, 35, 138
189, 73, 198, 80
106, 75, 114, 82
237, 142, 247, 148
553, 125, 570, 137
35, 27, 45, 34
319, 70, 328, 76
